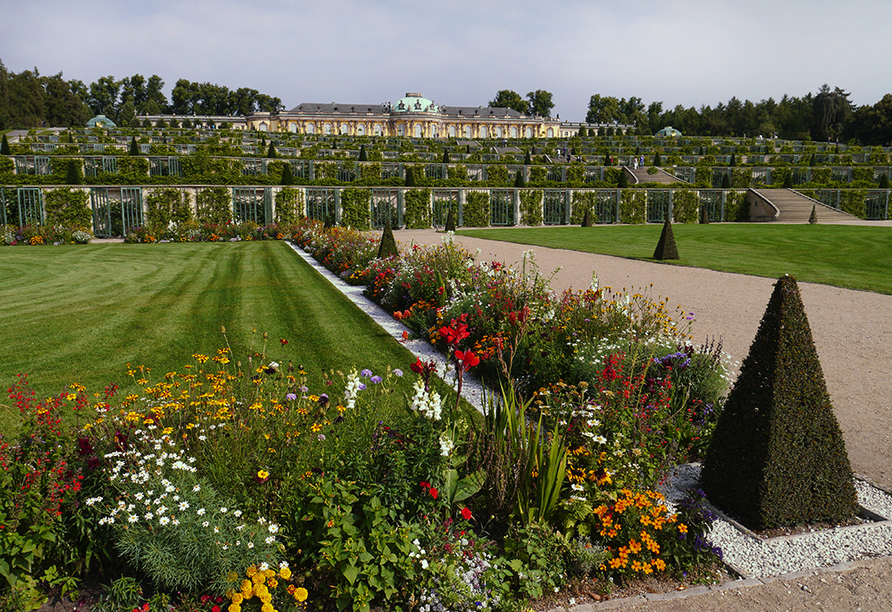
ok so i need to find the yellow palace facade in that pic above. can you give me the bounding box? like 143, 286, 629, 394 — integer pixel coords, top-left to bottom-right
245, 92, 564, 139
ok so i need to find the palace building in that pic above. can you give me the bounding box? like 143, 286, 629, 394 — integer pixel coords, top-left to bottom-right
244, 92, 564, 139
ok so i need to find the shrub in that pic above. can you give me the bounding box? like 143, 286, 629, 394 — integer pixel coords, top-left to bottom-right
403, 189, 432, 229
519, 190, 543, 226
196, 186, 232, 224
653, 218, 679, 260
671, 190, 698, 223
619, 189, 646, 224
274, 187, 304, 225
145, 188, 192, 230
43, 187, 91, 228
377, 220, 399, 259
701, 275, 857, 528
340, 188, 372, 230
462, 191, 490, 227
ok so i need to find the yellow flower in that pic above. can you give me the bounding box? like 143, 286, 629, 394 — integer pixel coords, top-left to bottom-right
678, 523, 688, 534
257, 469, 270, 480
228, 604, 241, 612
230, 593, 244, 604
294, 587, 308, 602
246, 565, 257, 577
261, 603, 274, 612
279, 567, 292, 580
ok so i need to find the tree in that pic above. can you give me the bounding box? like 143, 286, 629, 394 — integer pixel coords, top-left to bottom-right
813, 84, 852, 142
652, 218, 679, 260
586, 94, 624, 124
43, 73, 89, 127
489, 90, 527, 114
266, 142, 277, 158
86, 75, 120, 119
702, 276, 857, 528
358, 144, 368, 162
280, 162, 294, 186
526, 90, 554, 118
1, 134, 10, 155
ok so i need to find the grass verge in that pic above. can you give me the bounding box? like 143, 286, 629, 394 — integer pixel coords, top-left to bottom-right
457, 224, 892, 294
0, 241, 417, 433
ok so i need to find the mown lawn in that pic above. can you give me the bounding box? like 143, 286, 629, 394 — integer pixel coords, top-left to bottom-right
0, 241, 416, 432
458, 224, 892, 294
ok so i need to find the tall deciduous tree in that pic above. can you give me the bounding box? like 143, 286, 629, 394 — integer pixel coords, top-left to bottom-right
489, 90, 527, 114
526, 90, 554, 118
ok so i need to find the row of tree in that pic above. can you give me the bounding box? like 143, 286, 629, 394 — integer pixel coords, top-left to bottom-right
488, 89, 555, 118
0, 61, 283, 130
582, 85, 892, 146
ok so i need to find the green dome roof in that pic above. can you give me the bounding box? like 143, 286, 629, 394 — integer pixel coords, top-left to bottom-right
86, 114, 117, 128
392, 92, 439, 114
655, 126, 681, 137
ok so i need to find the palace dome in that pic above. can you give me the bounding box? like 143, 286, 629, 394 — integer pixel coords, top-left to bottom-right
392, 92, 439, 114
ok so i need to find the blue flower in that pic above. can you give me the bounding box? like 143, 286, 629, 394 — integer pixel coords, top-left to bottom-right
370, 376, 383, 384
360, 369, 373, 378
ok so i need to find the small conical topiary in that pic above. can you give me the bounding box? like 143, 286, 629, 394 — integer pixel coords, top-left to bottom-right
653, 152, 661, 166
444, 208, 456, 232
65, 159, 83, 185
700, 206, 710, 224
358, 144, 368, 162
809, 153, 816, 167
281, 162, 294, 186
618, 169, 629, 188
267, 142, 277, 158
808, 204, 817, 224
721, 173, 731, 189
405, 166, 417, 187
377, 218, 399, 259
442, 149, 450, 164
514, 170, 525, 187
523, 150, 531, 165
652, 218, 679, 260
729, 152, 736, 167
581, 209, 593, 227
129, 136, 140, 155
1, 134, 10, 155
879, 174, 890, 189
701, 275, 857, 529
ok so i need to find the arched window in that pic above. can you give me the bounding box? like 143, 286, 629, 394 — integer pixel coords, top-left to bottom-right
430, 124, 438, 138
259, 122, 268, 132
306, 123, 315, 134
525, 126, 532, 138
495, 126, 503, 138
463, 125, 472, 139
374, 124, 382, 136
546, 128, 554, 138
414, 124, 423, 137
288, 122, 297, 133
356, 124, 366, 136
479, 125, 488, 138
397, 124, 405, 136
448, 125, 456, 138
323, 123, 332, 135
340, 124, 349, 135
510, 126, 517, 138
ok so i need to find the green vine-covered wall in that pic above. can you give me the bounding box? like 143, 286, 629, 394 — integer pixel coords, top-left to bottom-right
339, 188, 371, 230
519, 190, 543, 226
672, 189, 699, 223
43, 187, 92, 228
619, 189, 646, 224
403, 189, 432, 229
463, 191, 490, 227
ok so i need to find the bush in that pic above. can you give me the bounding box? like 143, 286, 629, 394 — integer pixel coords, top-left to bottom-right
701, 275, 857, 528
463, 191, 490, 227
196, 186, 232, 224
43, 187, 91, 228
404, 189, 431, 229
653, 219, 679, 260
339, 188, 372, 230
519, 190, 543, 226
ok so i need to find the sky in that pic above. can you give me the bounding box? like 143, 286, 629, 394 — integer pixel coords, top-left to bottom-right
2, 0, 891, 122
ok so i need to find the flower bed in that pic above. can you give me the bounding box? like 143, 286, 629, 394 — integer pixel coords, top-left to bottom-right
1, 224, 92, 245
1, 222, 733, 612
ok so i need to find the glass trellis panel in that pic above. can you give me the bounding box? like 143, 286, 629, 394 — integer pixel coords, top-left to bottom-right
149, 157, 168, 176
91, 187, 142, 237
699, 190, 723, 222
543, 190, 565, 225
432, 190, 459, 227
232, 187, 267, 224
671, 167, 696, 183
751, 168, 768, 184
382, 163, 401, 179
241, 158, 264, 176
595, 190, 618, 223
812, 190, 837, 209
83, 157, 100, 178
583, 167, 602, 183
490, 190, 514, 226
371, 189, 399, 229
306, 188, 336, 223
424, 164, 446, 180
121, 188, 144, 232
712, 170, 729, 188
102, 156, 118, 174
16, 188, 44, 226
168, 157, 181, 177
337, 163, 356, 182
289, 160, 309, 179
865, 191, 887, 220
466, 165, 484, 182
547, 167, 564, 182
831, 168, 850, 183
14, 157, 33, 175
647, 191, 670, 223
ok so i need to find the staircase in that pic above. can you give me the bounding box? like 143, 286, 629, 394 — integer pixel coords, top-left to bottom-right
626, 166, 678, 185
751, 189, 860, 224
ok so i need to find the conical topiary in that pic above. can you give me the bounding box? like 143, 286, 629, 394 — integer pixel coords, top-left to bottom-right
1, 134, 10, 155
514, 170, 525, 187
652, 218, 679, 260
377, 218, 399, 259
442, 149, 450, 164
879, 174, 890, 189
281, 162, 294, 186
721, 173, 731, 189
618, 169, 629, 188
523, 150, 531, 165
653, 152, 661, 166
808, 204, 817, 224
405, 166, 416, 187
700, 206, 710, 224
129, 136, 140, 155
359, 144, 368, 162
444, 208, 456, 232
65, 159, 83, 185
701, 275, 857, 529
267, 142, 277, 158
581, 209, 593, 227
729, 152, 736, 167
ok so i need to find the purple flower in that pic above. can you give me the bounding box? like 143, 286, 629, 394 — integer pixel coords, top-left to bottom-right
285, 393, 298, 401
300, 386, 309, 393
317, 434, 326, 441
358, 383, 367, 391
370, 376, 383, 384
360, 369, 373, 378
393, 369, 403, 377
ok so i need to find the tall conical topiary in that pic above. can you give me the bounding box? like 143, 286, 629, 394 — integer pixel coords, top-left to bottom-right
523, 150, 531, 165
442, 149, 450, 164
377, 218, 399, 259
405, 166, 417, 187
618, 169, 629, 188
1, 134, 10, 155
700, 206, 710, 224
514, 170, 525, 187
358, 144, 368, 162
808, 204, 817, 224
652, 218, 679, 260
129, 136, 140, 155
65, 159, 83, 185
280, 162, 294, 186
267, 142, 277, 158
729, 152, 736, 167
721, 173, 731, 189
444, 208, 456, 232
701, 275, 857, 529
879, 174, 890, 189
581, 209, 593, 227
653, 152, 661, 166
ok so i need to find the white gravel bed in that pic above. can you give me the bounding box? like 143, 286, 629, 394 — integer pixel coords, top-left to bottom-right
662, 464, 892, 578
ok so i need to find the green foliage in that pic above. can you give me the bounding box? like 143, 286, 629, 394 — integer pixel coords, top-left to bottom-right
880, 174, 890, 189
43, 187, 91, 228
570, 191, 597, 224
377, 220, 399, 259
485, 164, 508, 186
128, 136, 139, 155
404, 166, 417, 187
404, 189, 432, 229
64, 159, 83, 185
528, 166, 547, 185
266, 141, 276, 158
358, 144, 368, 162
702, 275, 858, 528
513, 169, 525, 188
145, 188, 193, 228
617, 169, 629, 188
196, 186, 232, 224
0, 135, 10, 156
445, 207, 456, 232
671, 189, 699, 223
619, 189, 646, 223
274, 187, 304, 224
501, 522, 570, 600
462, 191, 490, 227
340, 188, 372, 230
280, 161, 294, 185
653, 219, 679, 260
519, 189, 543, 226
116, 156, 149, 183
839, 189, 866, 218
809, 204, 817, 224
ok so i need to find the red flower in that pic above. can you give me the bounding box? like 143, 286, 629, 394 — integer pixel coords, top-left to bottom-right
410, 358, 425, 374
461, 507, 473, 520
419, 481, 430, 489
212, 606, 221, 612
454, 350, 480, 368
429, 487, 438, 499
280, 338, 288, 345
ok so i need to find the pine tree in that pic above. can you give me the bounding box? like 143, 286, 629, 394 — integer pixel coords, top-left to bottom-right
652, 218, 679, 260
281, 162, 294, 186
1, 134, 10, 155
377, 218, 399, 259
65, 159, 82, 185
702, 275, 857, 528
266, 142, 277, 158
129, 136, 140, 155
808, 204, 817, 224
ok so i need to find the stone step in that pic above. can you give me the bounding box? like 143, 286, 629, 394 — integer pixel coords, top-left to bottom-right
752, 189, 857, 223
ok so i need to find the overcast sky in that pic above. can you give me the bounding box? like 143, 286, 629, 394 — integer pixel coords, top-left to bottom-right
3, 0, 891, 121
